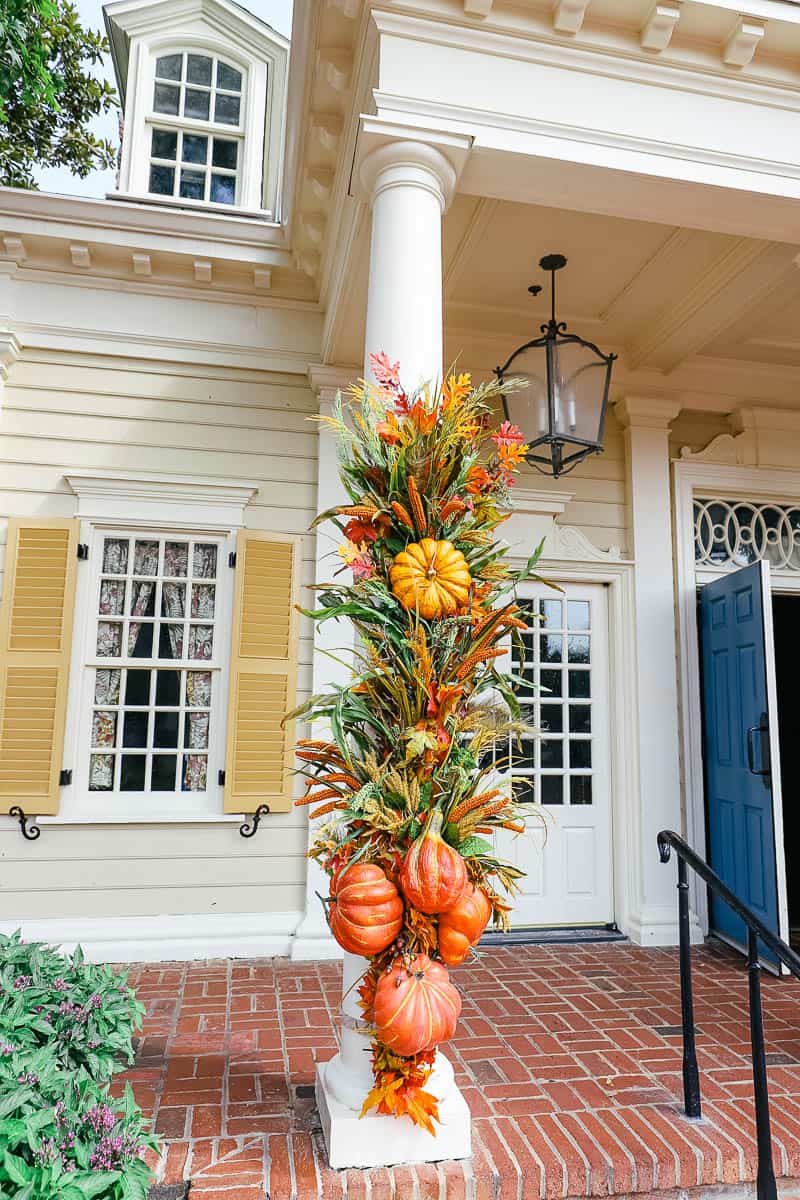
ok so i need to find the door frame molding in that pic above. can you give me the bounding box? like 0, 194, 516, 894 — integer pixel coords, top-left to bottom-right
674, 461, 800, 933
509, 553, 639, 940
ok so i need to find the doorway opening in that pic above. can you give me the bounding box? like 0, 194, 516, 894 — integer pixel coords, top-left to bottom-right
770, 594, 800, 942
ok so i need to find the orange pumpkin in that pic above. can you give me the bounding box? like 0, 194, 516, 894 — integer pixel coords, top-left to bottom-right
400, 809, 467, 915
373, 954, 462, 1056
389, 539, 471, 620
437, 884, 492, 966
328, 863, 403, 956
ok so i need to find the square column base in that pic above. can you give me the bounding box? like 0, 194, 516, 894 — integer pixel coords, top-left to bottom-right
315, 1059, 472, 1170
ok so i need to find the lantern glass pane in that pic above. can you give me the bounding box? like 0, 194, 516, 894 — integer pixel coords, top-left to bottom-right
550, 339, 607, 446
501, 346, 549, 439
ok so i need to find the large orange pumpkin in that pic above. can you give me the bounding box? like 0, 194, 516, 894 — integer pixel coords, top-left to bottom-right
328, 863, 403, 956
400, 809, 467, 915
437, 883, 492, 966
389, 538, 471, 620
373, 954, 462, 1057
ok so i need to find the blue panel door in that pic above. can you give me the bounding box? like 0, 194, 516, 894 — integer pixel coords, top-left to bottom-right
700, 561, 788, 955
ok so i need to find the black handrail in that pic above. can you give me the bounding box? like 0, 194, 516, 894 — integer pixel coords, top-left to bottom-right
658, 830, 800, 1200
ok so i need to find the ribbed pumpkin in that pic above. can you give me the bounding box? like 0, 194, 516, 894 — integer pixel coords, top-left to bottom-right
389, 538, 471, 620
437, 883, 492, 966
400, 809, 467, 914
328, 863, 403, 956
373, 954, 462, 1057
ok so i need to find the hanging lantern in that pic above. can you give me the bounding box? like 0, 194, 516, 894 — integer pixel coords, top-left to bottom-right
494, 254, 616, 478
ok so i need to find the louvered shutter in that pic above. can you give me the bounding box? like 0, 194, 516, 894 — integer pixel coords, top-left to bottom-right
0, 519, 79, 815
224, 530, 301, 814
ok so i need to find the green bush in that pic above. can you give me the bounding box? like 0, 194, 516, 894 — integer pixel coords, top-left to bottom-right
0, 932, 159, 1199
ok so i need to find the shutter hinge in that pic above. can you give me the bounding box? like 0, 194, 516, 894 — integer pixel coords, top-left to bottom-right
239, 805, 270, 838
218, 769, 226, 785
59, 769, 72, 786
8, 807, 41, 841
77, 544, 89, 560
228, 551, 237, 568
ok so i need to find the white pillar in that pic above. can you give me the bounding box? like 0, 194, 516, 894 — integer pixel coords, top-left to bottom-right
361, 141, 456, 388
616, 396, 698, 946
291, 366, 357, 962
316, 136, 471, 1169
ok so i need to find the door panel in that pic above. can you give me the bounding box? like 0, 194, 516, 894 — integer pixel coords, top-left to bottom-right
700, 560, 788, 956
494, 581, 613, 927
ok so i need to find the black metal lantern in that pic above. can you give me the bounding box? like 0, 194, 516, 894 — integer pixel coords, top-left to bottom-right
494, 254, 616, 478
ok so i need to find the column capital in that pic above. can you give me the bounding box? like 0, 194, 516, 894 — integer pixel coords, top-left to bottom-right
615, 394, 682, 431
354, 116, 472, 214
308, 363, 359, 412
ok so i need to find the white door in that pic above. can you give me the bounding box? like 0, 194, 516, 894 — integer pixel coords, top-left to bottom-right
494, 581, 614, 927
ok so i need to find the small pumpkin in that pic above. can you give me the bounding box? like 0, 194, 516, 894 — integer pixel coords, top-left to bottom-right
373, 954, 462, 1057
437, 883, 492, 966
400, 809, 467, 915
389, 538, 471, 620
328, 863, 403, 956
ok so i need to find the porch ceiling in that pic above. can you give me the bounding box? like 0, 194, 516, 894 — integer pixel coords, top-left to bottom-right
330, 194, 800, 404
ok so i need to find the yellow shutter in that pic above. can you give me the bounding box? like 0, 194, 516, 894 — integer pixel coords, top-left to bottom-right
0, 519, 79, 815
224, 530, 301, 814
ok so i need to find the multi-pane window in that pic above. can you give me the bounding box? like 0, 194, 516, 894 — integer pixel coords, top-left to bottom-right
148, 52, 243, 205
507, 596, 594, 807
87, 534, 223, 800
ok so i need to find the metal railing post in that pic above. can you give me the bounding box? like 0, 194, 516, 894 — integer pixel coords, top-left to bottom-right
747, 929, 778, 1200
677, 856, 701, 1119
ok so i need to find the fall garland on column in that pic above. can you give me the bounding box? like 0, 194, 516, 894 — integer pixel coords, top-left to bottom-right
291, 354, 543, 1133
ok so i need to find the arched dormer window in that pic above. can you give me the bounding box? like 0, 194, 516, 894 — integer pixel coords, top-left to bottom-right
148, 50, 245, 206
104, 0, 288, 219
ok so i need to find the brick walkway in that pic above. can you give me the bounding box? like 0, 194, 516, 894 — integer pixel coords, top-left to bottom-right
122, 940, 800, 1199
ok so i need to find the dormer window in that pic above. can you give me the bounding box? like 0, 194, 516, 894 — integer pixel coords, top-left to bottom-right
104, 0, 289, 219
148, 52, 244, 205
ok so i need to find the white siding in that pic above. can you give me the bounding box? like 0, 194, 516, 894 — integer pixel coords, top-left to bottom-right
520, 407, 629, 556
0, 349, 318, 923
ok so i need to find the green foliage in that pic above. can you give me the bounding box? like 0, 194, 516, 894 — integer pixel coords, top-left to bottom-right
0, 0, 118, 188
0, 932, 158, 1199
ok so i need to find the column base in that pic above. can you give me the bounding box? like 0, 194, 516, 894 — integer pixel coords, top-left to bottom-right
289, 927, 343, 962
315, 1056, 472, 1170
624, 903, 704, 947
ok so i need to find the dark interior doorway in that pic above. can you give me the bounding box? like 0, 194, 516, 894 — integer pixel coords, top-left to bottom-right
771, 594, 800, 938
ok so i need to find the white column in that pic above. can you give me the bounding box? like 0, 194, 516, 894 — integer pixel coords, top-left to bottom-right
316, 136, 471, 1169
361, 141, 456, 388
616, 396, 697, 946
291, 367, 357, 962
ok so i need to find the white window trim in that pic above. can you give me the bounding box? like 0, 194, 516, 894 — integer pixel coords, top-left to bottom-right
44, 471, 258, 826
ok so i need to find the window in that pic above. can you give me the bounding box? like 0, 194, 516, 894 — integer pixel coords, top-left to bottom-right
84, 532, 227, 812
505, 595, 595, 807
694, 498, 800, 573
147, 51, 244, 205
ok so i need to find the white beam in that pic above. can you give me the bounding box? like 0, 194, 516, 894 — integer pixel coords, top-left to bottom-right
723, 16, 765, 67
641, 2, 681, 51
626, 242, 800, 372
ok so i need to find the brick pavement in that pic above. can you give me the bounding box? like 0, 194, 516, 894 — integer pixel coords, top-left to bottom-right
121, 940, 800, 1199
